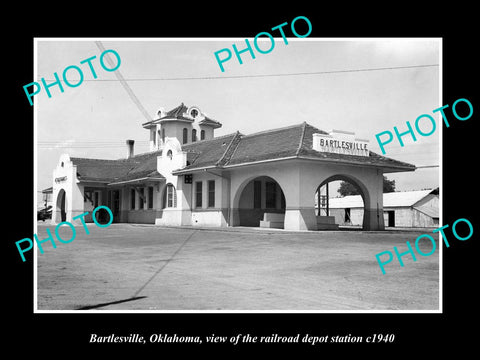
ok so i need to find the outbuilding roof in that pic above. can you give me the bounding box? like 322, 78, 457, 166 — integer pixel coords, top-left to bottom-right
328, 189, 438, 209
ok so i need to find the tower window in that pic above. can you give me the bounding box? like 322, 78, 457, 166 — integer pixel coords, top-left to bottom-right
191, 109, 198, 118
183, 128, 188, 144
167, 150, 173, 160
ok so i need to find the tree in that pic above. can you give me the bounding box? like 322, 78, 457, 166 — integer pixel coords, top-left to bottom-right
383, 176, 396, 193
337, 176, 396, 196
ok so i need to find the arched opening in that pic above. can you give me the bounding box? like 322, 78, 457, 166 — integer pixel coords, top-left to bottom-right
235, 176, 286, 228
162, 183, 177, 209
315, 175, 369, 230
56, 189, 66, 222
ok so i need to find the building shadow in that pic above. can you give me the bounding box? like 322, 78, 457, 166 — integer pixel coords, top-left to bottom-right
76, 296, 147, 310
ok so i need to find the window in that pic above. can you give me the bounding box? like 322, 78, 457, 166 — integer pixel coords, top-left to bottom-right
192, 129, 197, 142
131, 188, 135, 209
162, 184, 177, 208
254, 180, 262, 209
195, 181, 202, 208
152, 129, 156, 146
208, 180, 215, 208
167, 149, 173, 160
191, 109, 198, 118
139, 188, 144, 209
183, 128, 188, 144
161, 128, 165, 142
201, 129, 205, 140
266, 181, 277, 209
148, 186, 154, 209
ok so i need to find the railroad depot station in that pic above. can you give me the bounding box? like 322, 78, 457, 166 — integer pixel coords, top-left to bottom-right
51, 103, 416, 231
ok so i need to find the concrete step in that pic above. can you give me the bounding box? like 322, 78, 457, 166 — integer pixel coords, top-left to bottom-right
316, 223, 339, 230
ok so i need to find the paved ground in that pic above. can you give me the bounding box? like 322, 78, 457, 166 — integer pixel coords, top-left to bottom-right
36, 223, 440, 311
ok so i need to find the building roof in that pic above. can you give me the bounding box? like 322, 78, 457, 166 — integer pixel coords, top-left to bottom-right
174, 122, 415, 174
182, 132, 241, 169
328, 189, 438, 209
71, 150, 164, 184
71, 119, 415, 184
142, 103, 222, 128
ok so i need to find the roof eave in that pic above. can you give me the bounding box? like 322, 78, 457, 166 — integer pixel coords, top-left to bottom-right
172, 165, 218, 175
107, 176, 166, 186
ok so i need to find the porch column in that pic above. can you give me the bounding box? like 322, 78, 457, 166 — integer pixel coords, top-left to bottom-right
362, 172, 385, 231
283, 172, 317, 231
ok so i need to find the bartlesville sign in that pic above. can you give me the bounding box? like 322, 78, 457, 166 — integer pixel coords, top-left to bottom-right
313, 130, 369, 157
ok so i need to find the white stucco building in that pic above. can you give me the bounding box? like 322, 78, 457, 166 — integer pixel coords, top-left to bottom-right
51, 103, 416, 231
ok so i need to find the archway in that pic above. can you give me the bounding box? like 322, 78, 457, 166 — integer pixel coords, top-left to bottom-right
315, 174, 370, 230
234, 176, 286, 228
56, 189, 66, 222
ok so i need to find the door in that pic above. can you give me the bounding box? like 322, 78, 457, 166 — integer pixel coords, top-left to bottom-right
108, 190, 121, 222
387, 211, 395, 227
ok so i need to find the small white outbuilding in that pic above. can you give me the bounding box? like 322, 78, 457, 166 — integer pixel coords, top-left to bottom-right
328, 188, 439, 228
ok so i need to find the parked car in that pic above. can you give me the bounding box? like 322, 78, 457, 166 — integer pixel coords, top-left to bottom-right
37, 206, 52, 221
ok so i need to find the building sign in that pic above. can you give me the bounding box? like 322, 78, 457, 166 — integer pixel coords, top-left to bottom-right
55, 176, 67, 183
313, 130, 369, 157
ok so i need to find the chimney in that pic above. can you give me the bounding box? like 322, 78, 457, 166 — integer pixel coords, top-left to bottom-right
126, 139, 135, 158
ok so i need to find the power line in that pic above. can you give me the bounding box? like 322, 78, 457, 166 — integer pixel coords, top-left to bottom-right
39, 63, 439, 82
94, 41, 153, 122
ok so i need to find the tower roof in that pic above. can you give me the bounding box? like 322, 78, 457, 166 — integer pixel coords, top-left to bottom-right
142, 103, 222, 129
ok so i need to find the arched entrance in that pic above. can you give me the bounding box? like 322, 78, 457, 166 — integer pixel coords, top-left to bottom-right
234, 176, 286, 228
315, 174, 369, 230
56, 189, 66, 222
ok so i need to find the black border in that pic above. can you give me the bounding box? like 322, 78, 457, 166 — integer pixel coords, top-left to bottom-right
7, 5, 478, 355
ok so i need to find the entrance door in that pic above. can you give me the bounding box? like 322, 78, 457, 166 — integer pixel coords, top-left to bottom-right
60, 192, 66, 222
108, 190, 121, 222
56, 189, 66, 222
387, 211, 395, 227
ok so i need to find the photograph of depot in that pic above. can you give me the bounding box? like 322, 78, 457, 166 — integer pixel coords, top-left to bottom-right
36, 38, 440, 312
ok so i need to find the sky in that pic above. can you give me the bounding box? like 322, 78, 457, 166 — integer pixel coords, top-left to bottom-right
35, 38, 440, 202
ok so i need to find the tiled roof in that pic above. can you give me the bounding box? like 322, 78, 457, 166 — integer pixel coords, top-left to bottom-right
73, 121, 415, 183
175, 122, 415, 172
182, 133, 239, 169
199, 116, 222, 129
71, 149, 164, 184
165, 103, 188, 118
